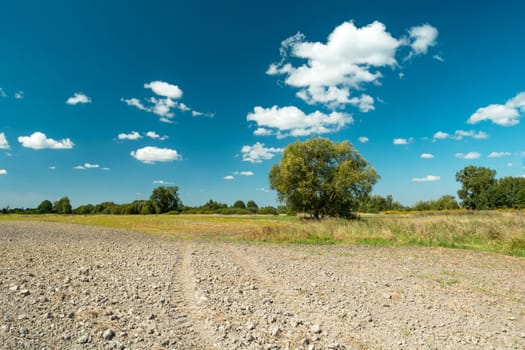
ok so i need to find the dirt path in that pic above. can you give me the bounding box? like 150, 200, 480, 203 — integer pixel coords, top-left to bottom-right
1, 221, 524, 349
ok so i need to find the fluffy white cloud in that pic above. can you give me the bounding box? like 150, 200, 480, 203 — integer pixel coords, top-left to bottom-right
267, 21, 438, 109
412, 175, 440, 182
224, 175, 235, 180
0, 132, 9, 149
455, 152, 481, 160
0, 88, 7, 97
241, 142, 283, 163
407, 24, 438, 56
433, 54, 445, 62
393, 137, 414, 145
358, 136, 369, 143
488, 151, 511, 158
468, 92, 525, 126
123, 81, 210, 122
131, 146, 181, 164
420, 153, 434, 159
432, 130, 488, 141
144, 81, 183, 99
122, 97, 147, 111
239, 171, 254, 176
14, 91, 24, 99
66, 92, 91, 105
118, 131, 142, 141
18, 132, 74, 150
0, 169, 7, 175
247, 105, 352, 138
49, 166, 56, 170
146, 131, 168, 140
74, 162, 100, 170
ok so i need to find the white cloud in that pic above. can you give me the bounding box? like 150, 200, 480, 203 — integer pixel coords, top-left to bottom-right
468, 92, 525, 126
433, 130, 488, 141
420, 153, 434, 159
146, 131, 168, 140
121, 97, 147, 111
247, 105, 352, 138
433, 54, 444, 62
507, 162, 513, 167
118, 131, 142, 141
131, 146, 181, 164
432, 131, 450, 140
393, 137, 414, 145
224, 175, 235, 180
0, 132, 10, 149
18, 132, 74, 150
239, 171, 254, 176
124, 81, 211, 122
241, 142, 283, 163
48, 166, 56, 170
455, 152, 481, 160
153, 180, 173, 185
14, 91, 24, 99
358, 136, 369, 143
407, 24, 438, 56
488, 151, 511, 158
267, 20, 438, 109
0, 169, 7, 175
412, 175, 440, 182
0, 88, 7, 97
66, 92, 91, 105
144, 81, 183, 99
74, 163, 100, 170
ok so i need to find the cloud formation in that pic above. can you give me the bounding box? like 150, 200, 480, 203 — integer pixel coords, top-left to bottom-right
74, 163, 100, 170
118, 131, 142, 141
66, 92, 91, 105
432, 130, 488, 141
131, 146, 181, 164
123, 81, 211, 122
488, 151, 511, 158
455, 152, 481, 160
224, 175, 234, 180
247, 105, 352, 138
18, 132, 74, 150
468, 92, 525, 126
393, 137, 414, 145
358, 136, 369, 143
267, 21, 438, 110
241, 142, 283, 163
0, 132, 10, 149
146, 131, 168, 140
420, 153, 434, 159
0, 169, 7, 175
412, 175, 440, 182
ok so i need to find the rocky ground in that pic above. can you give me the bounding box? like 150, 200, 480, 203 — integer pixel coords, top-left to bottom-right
1, 221, 524, 349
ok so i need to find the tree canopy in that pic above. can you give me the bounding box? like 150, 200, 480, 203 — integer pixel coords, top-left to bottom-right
149, 186, 181, 213
269, 137, 379, 219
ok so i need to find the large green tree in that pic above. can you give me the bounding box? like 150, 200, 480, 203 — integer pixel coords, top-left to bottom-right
37, 200, 53, 214
269, 137, 379, 219
150, 186, 181, 213
455, 166, 496, 209
54, 196, 72, 214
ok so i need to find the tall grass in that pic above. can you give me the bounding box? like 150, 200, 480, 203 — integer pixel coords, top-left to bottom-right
2, 211, 524, 256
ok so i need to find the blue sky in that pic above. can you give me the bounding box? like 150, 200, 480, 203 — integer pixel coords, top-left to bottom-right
1, 0, 524, 208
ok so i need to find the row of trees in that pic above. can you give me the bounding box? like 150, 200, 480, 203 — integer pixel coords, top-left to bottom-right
456, 166, 525, 209
7, 186, 282, 216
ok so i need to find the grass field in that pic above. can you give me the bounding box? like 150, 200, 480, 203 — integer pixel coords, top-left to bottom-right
2, 210, 524, 256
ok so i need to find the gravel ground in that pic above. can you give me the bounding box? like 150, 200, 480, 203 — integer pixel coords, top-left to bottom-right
1, 221, 524, 349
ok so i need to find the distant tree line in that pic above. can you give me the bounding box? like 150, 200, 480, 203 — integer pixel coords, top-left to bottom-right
2, 165, 524, 216
0, 186, 283, 216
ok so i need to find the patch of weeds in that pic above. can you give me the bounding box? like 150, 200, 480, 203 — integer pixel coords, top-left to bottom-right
357, 237, 398, 246
504, 238, 525, 257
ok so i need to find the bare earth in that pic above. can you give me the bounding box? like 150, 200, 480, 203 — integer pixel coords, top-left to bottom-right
1, 221, 524, 350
